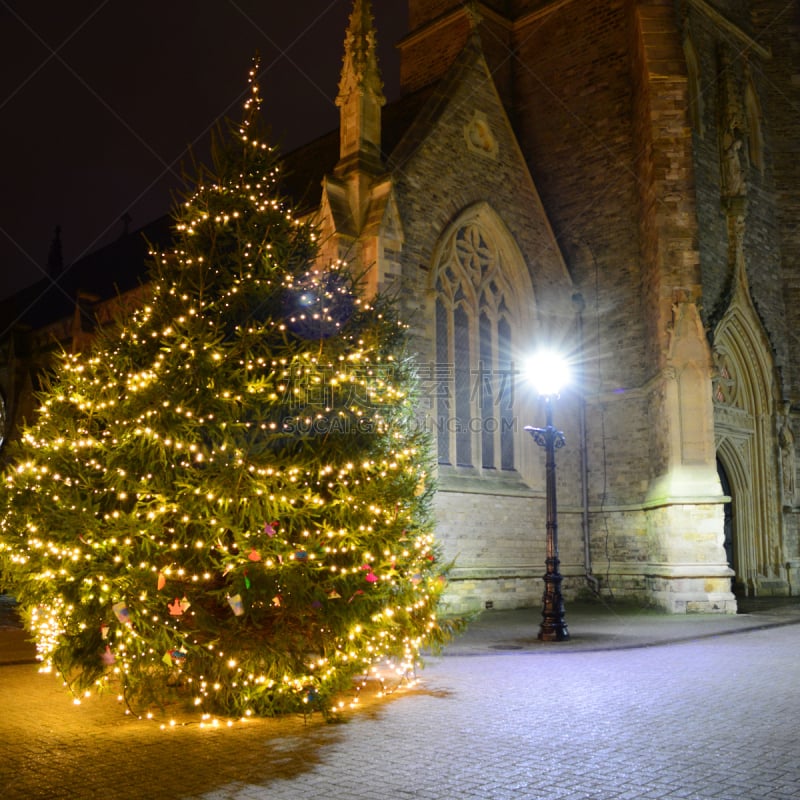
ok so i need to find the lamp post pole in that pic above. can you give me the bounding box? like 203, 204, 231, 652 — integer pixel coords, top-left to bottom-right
525, 394, 569, 641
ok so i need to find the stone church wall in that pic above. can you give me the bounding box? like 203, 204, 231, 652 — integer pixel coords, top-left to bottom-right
512, 0, 655, 510
388, 41, 594, 612
753, 0, 800, 587
686, 2, 787, 374
504, 0, 739, 609
756, 0, 800, 408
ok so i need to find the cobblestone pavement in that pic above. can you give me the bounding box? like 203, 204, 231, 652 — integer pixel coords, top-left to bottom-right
2, 604, 800, 800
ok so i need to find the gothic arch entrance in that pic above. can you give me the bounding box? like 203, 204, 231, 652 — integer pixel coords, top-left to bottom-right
716, 456, 735, 591
713, 308, 786, 596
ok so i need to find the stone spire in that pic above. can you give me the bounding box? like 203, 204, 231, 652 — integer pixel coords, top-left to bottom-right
335, 0, 385, 173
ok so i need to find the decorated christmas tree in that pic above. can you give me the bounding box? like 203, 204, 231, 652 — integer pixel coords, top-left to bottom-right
0, 66, 452, 719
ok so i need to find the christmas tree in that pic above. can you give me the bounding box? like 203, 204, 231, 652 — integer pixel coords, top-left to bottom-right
0, 65, 452, 719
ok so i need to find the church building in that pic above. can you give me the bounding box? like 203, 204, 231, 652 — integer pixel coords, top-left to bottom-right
2, 0, 799, 614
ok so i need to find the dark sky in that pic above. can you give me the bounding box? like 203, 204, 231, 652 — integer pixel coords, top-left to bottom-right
0, 1, 408, 301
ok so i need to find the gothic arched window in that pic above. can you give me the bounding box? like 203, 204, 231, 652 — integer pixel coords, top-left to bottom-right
434, 223, 518, 471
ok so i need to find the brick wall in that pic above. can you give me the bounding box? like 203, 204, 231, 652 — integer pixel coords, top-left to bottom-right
408, 0, 510, 29
753, 0, 800, 403
400, 10, 472, 94
512, 0, 656, 507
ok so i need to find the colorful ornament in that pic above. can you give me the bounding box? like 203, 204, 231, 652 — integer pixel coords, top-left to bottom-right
228, 594, 244, 616
168, 598, 183, 616
244, 571, 251, 590
157, 572, 166, 591
100, 624, 110, 640
272, 595, 282, 607
168, 597, 190, 616
264, 521, 278, 537
327, 589, 341, 600
161, 648, 187, 667
112, 601, 131, 626
365, 572, 378, 583
295, 550, 308, 561
101, 645, 115, 665
247, 549, 261, 562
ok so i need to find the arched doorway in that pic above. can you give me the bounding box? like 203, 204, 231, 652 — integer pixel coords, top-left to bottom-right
713, 311, 786, 596
716, 457, 734, 591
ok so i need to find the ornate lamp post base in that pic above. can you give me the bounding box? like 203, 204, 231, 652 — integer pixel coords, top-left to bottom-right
538, 562, 569, 641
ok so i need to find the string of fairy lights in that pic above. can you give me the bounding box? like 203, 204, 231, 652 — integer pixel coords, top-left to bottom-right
0, 63, 448, 726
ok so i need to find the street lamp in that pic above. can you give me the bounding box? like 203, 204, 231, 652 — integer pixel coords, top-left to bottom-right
525, 350, 570, 642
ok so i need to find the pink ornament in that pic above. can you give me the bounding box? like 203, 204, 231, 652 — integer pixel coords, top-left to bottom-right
365, 572, 378, 583
101, 646, 115, 665
168, 598, 183, 616
264, 521, 278, 537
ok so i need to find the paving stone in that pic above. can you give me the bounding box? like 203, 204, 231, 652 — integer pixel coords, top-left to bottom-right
3, 606, 800, 799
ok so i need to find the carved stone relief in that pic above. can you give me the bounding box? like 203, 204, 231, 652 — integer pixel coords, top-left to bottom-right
464, 111, 499, 160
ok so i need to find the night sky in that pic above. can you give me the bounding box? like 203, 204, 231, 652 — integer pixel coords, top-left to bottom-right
0, 1, 407, 301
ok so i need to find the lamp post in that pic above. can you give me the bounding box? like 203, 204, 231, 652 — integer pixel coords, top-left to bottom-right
525, 351, 569, 642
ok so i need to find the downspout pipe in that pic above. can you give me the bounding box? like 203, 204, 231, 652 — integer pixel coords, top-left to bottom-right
573, 292, 600, 596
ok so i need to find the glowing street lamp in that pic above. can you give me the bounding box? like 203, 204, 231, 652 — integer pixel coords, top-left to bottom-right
525, 350, 570, 642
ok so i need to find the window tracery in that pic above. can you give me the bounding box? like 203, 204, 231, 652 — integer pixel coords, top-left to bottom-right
434, 223, 517, 470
